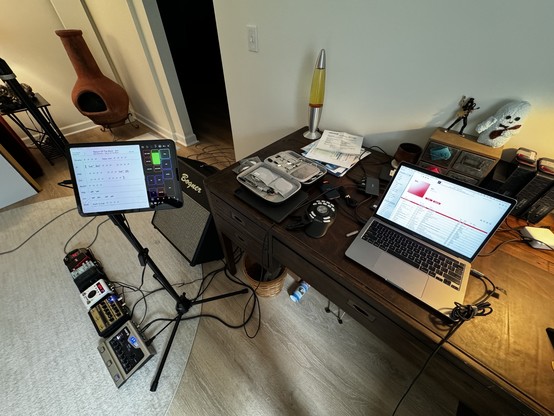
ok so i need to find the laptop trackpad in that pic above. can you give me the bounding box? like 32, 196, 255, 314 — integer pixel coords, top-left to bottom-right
373, 254, 426, 298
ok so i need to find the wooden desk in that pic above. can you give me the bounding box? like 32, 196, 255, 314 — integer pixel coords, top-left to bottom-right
205, 127, 554, 416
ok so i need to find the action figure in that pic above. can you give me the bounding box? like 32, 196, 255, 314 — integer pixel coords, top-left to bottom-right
445, 96, 479, 136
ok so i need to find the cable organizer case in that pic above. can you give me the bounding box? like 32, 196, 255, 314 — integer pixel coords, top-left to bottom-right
264, 150, 327, 185
236, 161, 301, 203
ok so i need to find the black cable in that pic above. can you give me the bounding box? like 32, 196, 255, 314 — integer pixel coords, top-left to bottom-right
144, 317, 178, 346
392, 268, 496, 415
141, 278, 259, 344
57, 179, 74, 189
139, 251, 260, 341
450, 270, 496, 322
63, 217, 111, 254
0, 207, 76, 255
391, 321, 464, 416
224, 265, 261, 339
478, 238, 529, 256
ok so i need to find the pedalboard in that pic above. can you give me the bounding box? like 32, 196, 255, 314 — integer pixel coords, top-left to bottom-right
88, 294, 131, 338
98, 321, 155, 388
64, 248, 152, 386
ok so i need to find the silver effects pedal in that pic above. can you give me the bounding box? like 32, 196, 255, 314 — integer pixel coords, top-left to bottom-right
98, 321, 155, 388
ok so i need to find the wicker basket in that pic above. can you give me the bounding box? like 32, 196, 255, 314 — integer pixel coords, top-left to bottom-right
241, 254, 287, 297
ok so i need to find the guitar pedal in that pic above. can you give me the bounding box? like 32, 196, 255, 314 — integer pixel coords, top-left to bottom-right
80, 279, 113, 309
98, 321, 155, 388
88, 294, 130, 338
64, 248, 107, 292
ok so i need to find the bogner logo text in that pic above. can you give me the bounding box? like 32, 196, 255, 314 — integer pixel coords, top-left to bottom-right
181, 173, 202, 194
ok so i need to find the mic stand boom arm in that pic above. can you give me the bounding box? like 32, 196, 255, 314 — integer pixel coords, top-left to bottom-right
109, 213, 247, 391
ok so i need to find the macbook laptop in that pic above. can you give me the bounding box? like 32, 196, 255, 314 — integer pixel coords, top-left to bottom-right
345, 162, 516, 317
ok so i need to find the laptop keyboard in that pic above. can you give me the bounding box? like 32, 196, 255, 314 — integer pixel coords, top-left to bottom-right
361, 222, 463, 291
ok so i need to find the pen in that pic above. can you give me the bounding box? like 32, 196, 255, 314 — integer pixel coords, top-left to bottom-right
346, 230, 359, 237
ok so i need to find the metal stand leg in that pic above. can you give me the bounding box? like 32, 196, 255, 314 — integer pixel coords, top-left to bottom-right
325, 299, 345, 324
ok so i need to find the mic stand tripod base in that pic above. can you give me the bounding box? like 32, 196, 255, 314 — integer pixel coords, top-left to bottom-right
108, 213, 248, 392
150, 288, 247, 392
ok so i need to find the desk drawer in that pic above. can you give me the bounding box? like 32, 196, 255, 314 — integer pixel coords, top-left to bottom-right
210, 196, 268, 255
211, 196, 266, 236
214, 216, 268, 257
272, 239, 402, 341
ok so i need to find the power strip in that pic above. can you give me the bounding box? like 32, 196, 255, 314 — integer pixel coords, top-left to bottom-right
520, 227, 554, 250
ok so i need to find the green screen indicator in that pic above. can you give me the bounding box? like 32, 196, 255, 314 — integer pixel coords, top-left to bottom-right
151, 150, 161, 165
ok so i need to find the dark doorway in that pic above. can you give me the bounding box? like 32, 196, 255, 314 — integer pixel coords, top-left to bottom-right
157, 0, 232, 145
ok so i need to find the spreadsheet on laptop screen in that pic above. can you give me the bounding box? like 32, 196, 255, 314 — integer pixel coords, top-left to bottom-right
376, 165, 513, 260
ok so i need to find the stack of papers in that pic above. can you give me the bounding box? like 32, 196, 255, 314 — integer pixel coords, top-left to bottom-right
302, 130, 371, 177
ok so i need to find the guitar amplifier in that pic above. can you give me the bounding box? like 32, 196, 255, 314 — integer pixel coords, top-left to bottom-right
511, 158, 554, 218
152, 157, 223, 266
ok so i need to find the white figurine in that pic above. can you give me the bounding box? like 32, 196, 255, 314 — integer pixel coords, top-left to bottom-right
475, 101, 531, 148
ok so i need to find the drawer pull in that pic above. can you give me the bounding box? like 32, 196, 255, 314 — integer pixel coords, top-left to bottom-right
347, 300, 376, 322
231, 213, 245, 226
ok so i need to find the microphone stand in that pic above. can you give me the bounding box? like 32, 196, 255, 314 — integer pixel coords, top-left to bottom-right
109, 213, 247, 391
0, 57, 245, 392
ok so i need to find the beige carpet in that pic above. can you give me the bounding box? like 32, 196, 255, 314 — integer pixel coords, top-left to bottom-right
0, 197, 203, 416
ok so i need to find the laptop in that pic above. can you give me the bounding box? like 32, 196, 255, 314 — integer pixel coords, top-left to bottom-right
345, 162, 516, 317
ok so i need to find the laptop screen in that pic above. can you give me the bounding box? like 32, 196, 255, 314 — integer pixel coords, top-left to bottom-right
375, 163, 515, 261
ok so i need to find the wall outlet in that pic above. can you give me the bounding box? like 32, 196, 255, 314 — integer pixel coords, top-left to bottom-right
247, 25, 258, 52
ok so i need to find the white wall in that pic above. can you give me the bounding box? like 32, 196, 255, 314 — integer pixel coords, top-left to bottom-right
0, 0, 195, 144
213, 0, 554, 160
2, 1, 552, 162
81, 0, 195, 144
0, 0, 92, 135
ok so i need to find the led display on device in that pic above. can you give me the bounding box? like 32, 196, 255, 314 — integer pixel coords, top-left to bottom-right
67, 139, 183, 217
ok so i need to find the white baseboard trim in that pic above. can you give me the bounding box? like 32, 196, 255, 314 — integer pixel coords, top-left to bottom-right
17, 114, 198, 148
133, 113, 198, 147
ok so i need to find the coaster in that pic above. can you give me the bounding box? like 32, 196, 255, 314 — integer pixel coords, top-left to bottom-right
234, 187, 308, 223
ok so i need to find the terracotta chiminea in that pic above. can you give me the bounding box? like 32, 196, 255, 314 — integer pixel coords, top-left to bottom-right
55, 29, 129, 128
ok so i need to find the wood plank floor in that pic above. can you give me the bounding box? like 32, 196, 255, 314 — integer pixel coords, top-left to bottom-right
167, 262, 458, 416
5, 122, 458, 415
